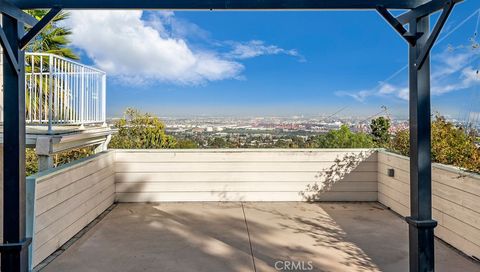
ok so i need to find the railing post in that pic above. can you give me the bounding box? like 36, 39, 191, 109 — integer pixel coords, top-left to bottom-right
47, 55, 53, 133
39, 55, 43, 125
27, 54, 32, 124
79, 66, 85, 129
101, 73, 107, 127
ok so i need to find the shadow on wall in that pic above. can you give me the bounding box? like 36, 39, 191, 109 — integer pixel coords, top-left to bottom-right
115, 150, 377, 202
213, 188, 246, 202
300, 150, 375, 201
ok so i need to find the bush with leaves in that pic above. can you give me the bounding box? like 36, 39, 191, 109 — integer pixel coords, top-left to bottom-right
370, 116, 391, 146
389, 116, 480, 173
207, 137, 230, 148
388, 129, 410, 157
312, 125, 375, 148
109, 108, 177, 149
26, 149, 39, 176
26, 146, 95, 176
175, 139, 199, 149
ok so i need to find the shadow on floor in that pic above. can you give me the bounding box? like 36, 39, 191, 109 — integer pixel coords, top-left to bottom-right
40, 202, 479, 272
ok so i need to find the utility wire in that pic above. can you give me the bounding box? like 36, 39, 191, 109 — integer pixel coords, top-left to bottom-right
359, 106, 388, 124
437, 8, 480, 44
326, 106, 348, 119
475, 9, 480, 37
458, 9, 480, 129
372, 8, 480, 92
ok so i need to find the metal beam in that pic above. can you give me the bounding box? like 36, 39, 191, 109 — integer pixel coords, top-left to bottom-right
397, 0, 462, 24
0, 13, 30, 272
20, 7, 62, 50
376, 6, 409, 35
0, 0, 38, 26
376, 6, 420, 46
12, 0, 430, 10
416, 1, 454, 69
0, 26, 19, 71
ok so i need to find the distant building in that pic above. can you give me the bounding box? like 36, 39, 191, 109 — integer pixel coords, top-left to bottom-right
192, 127, 205, 133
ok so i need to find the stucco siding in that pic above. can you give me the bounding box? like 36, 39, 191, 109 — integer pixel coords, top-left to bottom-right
377, 150, 480, 259
114, 149, 378, 202
27, 151, 115, 267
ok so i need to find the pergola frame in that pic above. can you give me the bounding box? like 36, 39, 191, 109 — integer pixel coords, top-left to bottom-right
0, 0, 461, 271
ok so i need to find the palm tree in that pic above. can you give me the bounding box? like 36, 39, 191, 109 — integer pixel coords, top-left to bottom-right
25, 10, 79, 59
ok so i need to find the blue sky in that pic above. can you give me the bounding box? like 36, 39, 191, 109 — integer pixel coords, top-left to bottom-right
65, 0, 480, 119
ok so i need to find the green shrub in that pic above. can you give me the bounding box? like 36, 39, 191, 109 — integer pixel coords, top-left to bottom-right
312, 125, 375, 148
389, 116, 480, 173
26, 146, 94, 176
175, 139, 198, 149
26, 148, 39, 176
109, 108, 177, 149
370, 116, 391, 146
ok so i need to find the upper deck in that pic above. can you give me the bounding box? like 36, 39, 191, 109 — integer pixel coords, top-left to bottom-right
0, 52, 112, 151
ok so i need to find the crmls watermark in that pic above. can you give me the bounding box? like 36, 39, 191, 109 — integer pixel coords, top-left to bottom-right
274, 260, 314, 271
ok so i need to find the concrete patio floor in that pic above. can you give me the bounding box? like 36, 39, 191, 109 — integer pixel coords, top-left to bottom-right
39, 202, 479, 272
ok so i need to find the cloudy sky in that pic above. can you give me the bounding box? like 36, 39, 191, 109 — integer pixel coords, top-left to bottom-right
64, 0, 480, 119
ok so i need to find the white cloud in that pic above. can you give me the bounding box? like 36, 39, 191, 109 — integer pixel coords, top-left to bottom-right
65, 11, 303, 86
397, 88, 409, 100
430, 47, 480, 95
433, 66, 480, 95
66, 11, 243, 85
335, 83, 408, 102
334, 90, 371, 102
336, 46, 480, 102
226, 40, 305, 61
378, 83, 396, 95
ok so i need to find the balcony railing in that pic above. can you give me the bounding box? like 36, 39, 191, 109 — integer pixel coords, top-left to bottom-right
25, 52, 106, 130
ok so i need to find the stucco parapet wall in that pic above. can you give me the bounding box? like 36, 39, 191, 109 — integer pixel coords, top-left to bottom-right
377, 149, 480, 180
27, 150, 115, 182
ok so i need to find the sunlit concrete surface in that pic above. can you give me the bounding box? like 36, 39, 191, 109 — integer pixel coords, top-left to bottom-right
40, 203, 479, 272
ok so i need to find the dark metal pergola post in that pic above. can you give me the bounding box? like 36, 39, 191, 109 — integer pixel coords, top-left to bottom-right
0, 13, 30, 272
0, 1, 460, 271
407, 15, 437, 272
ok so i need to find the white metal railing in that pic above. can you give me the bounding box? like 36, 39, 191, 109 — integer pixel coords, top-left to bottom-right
25, 52, 106, 130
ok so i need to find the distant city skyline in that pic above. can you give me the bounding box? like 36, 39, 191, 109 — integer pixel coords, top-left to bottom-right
106, 104, 462, 120
64, 1, 480, 120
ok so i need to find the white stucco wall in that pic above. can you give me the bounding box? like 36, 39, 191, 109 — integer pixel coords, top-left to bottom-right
377, 150, 480, 260
26, 151, 115, 267
114, 149, 378, 202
